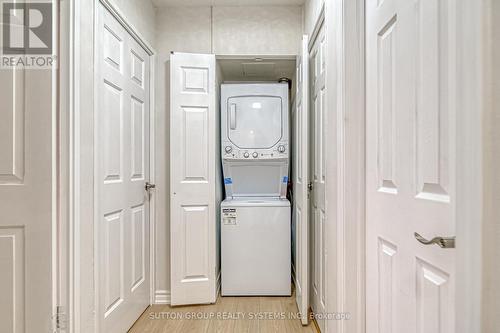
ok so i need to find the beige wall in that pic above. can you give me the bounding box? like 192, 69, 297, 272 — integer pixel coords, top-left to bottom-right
156, 6, 212, 55
112, 0, 156, 45
212, 6, 302, 55
155, 5, 302, 55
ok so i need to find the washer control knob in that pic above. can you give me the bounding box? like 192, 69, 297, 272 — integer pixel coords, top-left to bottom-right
278, 145, 286, 153
252, 152, 258, 158
243, 152, 249, 158
225, 146, 232, 153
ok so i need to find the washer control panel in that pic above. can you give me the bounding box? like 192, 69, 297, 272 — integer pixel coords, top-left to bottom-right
222, 142, 289, 160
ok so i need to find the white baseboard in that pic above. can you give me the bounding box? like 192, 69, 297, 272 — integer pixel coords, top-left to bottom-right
154, 290, 171, 304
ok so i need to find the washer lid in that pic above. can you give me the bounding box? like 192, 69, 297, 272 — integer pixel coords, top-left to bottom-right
227, 95, 282, 149
221, 197, 290, 207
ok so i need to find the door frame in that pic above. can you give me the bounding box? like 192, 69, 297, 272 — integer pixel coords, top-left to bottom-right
62, 0, 158, 331
322, 1, 366, 332
324, 0, 485, 332
453, 1, 487, 331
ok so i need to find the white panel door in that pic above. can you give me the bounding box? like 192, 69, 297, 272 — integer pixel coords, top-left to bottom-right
0, 61, 54, 332
294, 35, 310, 326
310, 23, 327, 333
96, 4, 150, 333
366, 0, 456, 332
170, 52, 217, 306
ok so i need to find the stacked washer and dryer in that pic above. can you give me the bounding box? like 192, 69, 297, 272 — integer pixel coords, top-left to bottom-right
220, 83, 291, 296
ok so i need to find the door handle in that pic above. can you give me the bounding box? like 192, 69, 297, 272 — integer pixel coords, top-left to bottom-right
414, 232, 455, 249
145, 182, 156, 192
229, 103, 237, 130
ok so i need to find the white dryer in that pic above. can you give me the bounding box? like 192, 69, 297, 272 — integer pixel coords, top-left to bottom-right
221, 83, 289, 198
220, 83, 291, 296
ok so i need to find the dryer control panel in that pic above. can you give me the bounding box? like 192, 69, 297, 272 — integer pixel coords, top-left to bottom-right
222, 142, 289, 160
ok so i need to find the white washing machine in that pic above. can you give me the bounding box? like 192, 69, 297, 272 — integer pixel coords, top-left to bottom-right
221, 198, 290, 295
220, 83, 291, 296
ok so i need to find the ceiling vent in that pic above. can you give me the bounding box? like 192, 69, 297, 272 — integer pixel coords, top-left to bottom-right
242, 62, 276, 77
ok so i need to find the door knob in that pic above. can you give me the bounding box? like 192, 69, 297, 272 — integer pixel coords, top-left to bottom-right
145, 182, 156, 192
414, 232, 455, 249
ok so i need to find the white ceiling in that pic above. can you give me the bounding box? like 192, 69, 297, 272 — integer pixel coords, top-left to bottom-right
152, 0, 305, 7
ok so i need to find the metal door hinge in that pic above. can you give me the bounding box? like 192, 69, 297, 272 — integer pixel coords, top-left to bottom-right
53, 306, 67, 332
307, 182, 313, 191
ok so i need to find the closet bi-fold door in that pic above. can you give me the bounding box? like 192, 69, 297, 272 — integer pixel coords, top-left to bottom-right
170, 52, 217, 306
294, 35, 310, 325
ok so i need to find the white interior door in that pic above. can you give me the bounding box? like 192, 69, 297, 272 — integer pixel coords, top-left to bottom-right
366, 0, 456, 332
96, 4, 151, 332
309, 23, 327, 332
294, 35, 310, 326
0, 61, 54, 332
170, 52, 217, 306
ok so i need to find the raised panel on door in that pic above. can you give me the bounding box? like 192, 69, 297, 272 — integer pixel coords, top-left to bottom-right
377, 238, 397, 333
416, 259, 452, 333
182, 66, 209, 93
103, 210, 124, 317
131, 205, 146, 291
414, 0, 454, 203
131, 50, 145, 88
366, 0, 456, 332
313, 205, 320, 300
0, 69, 24, 184
103, 23, 123, 71
0, 228, 24, 333
131, 97, 145, 181
377, 16, 398, 194
182, 107, 209, 182
102, 81, 123, 184
181, 206, 210, 281
170, 52, 216, 306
